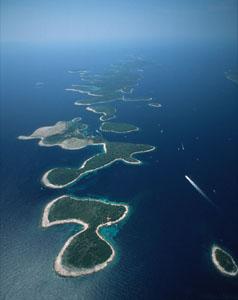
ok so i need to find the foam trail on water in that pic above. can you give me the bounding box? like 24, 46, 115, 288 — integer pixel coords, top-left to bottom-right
185, 175, 217, 208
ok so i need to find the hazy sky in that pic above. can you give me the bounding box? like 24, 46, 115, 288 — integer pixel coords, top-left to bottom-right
1, 0, 237, 43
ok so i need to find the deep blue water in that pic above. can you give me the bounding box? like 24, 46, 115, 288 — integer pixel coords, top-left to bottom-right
0, 42, 238, 300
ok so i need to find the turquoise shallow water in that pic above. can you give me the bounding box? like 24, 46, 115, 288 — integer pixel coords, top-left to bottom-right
0, 42, 238, 299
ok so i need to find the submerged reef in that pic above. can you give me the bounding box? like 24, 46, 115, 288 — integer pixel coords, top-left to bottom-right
225, 70, 238, 85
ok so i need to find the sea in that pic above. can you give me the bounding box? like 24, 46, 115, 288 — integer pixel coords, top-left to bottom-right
1, 41, 238, 300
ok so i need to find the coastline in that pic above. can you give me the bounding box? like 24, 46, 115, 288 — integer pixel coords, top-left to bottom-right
148, 103, 162, 108
211, 245, 238, 277
42, 195, 129, 277
42, 144, 156, 189
65, 88, 102, 97
74, 99, 117, 106
17, 118, 82, 143
38, 138, 96, 151
18, 118, 103, 151
18, 135, 38, 140
122, 96, 153, 102
17, 58, 162, 282
74, 95, 153, 107
20, 135, 95, 151
100, 123, 139, 134
86, 106, 116, 122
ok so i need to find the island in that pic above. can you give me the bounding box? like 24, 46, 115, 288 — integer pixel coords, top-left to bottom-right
17, 57, 159, 280
122, 96, 152, 102
42, 195, 129, 277
86, 105, 117, 121
211, 245, 238, 276
100, 122, 139, 133
18, 118, 102, 150
42, 142, 156, 188
148, 102, 162, 108
68, 70, 89, 75
225, 70, 238, 85
65, 84, 103, 97
66, 59, 155, 106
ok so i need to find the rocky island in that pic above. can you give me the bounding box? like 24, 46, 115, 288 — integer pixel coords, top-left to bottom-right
100, 122, 139, 133
18, 117, 100, 150
212, 245, 238, 276
18, 58, 157, 278
42, 195, 128, 277
42, 142, 155, 188
67, 59, 154, 106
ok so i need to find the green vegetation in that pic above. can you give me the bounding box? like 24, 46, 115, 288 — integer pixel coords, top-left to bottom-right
47, 196, 127, 271
73, 59, 152, 106
63, 228, 111, 269
214, 247, 238, 274
101, 122, 138, 133
19, 58, 157, 277
46, 142, 155, 187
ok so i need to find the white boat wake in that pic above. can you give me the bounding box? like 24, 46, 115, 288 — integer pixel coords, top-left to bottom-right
185, 175, 217, 208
